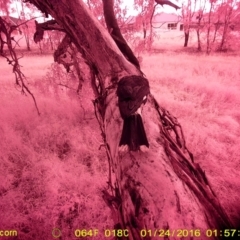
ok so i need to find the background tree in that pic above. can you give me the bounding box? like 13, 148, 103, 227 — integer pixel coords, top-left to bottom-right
132, 0, 181, 51
180, 0, 197, 47
0, 0, 11, 15
133, 0, 156, 51
195, 0, 207, 51
0, 15, 40, 113
15, 0, 32, 50
0, 0, 11, 52
205, 0, 219, 53
216, 0, 238, 51
203, 0, 240, 53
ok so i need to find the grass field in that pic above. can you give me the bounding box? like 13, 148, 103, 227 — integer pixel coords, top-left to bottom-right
0, 50, 240, 239
142, 52, 240, 227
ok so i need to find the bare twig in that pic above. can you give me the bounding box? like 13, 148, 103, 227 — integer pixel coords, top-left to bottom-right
93, 88, 114, 191
15, 16, 39, 28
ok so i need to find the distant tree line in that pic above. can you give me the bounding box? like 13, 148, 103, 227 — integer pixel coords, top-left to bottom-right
1, 0, 239, 54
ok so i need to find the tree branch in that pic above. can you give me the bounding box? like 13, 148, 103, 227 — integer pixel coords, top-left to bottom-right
0, 16, 40, 115
155, 0, 181, 10
33, 19, 65, 43
102, 0, 141, 69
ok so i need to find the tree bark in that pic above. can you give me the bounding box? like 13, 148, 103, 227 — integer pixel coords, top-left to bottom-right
24, 1, 234, 239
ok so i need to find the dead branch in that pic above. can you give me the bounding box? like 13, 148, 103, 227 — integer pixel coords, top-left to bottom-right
53, 34, 85, 91
16, 16, 39, 28
155, 0, 181, 10
33, 19, 65, 43
0, 17, 40, 115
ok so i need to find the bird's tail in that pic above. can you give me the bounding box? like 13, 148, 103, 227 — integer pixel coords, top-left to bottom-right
119, 114, 149, 151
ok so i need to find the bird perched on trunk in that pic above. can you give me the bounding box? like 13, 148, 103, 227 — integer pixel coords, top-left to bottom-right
117, 75, 150, 152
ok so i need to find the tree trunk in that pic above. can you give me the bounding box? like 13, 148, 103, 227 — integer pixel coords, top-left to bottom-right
184, 30, 189, 47
206, 2, 213, 54
196, 29, 201, 51
196, 15, 202, 51
47, 32, 54, 50
24, 31, 31, 51
212, 21, 220, 46
0, 33, 5, 54
24, 0, 234, 239
218, 13, 231, 52
143, 22, 147, 39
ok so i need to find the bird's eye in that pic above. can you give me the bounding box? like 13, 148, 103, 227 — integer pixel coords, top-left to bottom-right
143, 96, 147, 104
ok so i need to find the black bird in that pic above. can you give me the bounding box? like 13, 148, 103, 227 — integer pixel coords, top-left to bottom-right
117, 75, 150, 152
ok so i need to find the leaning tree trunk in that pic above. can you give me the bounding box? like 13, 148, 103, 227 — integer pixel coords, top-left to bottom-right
25, 0, 233, 239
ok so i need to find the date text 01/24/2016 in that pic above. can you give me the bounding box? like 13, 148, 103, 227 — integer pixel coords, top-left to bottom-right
73, 229, 240, 238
